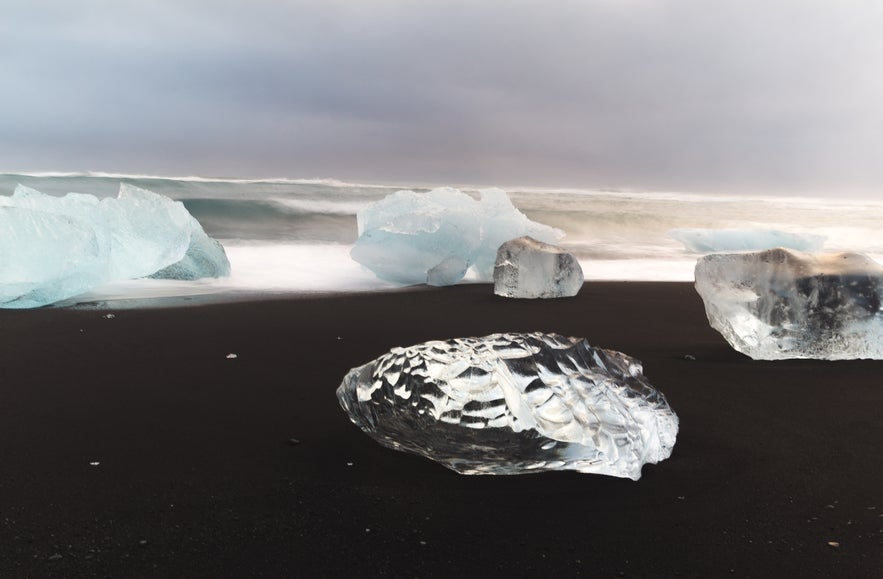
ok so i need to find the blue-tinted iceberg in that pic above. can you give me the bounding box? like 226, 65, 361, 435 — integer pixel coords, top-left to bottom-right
0, 184, 230, 308
669, 228, 826, 253
351, 188, 563, 285
149, 220, 231, 280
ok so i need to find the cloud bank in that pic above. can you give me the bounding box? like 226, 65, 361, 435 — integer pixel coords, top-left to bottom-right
2, 0, 882, 195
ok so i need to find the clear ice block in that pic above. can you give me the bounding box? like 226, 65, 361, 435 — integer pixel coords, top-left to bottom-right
337, 332, 678, 479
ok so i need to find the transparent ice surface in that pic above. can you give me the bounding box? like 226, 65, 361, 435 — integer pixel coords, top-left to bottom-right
351, 188, 562, 285
337, 332, 679, 479
494, 236, 583, 299
0, 184, 229, 308
694, 248, 883, 360
669, 228, 826, 253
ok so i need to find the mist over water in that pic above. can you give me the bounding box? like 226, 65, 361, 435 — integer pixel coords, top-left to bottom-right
3, 172, 883, 303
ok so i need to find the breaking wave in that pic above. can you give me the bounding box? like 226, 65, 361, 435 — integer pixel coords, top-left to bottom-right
4, 171, 883, 298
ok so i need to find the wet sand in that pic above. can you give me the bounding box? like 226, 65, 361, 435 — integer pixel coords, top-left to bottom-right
0, 283, 880, 577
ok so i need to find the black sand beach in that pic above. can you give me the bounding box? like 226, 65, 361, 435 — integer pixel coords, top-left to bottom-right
0, 282, 880, 577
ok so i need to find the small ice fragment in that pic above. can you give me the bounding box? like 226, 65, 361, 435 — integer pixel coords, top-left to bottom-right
89, 461, 100, 466
827, 541, 840, 548
493, 236, 583, 299
102, 313, 115, 319
226, 353, 238, 359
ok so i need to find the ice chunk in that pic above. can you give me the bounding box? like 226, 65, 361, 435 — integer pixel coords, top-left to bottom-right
149, 216, 231, 280
669, 228, 826, 253
3, 184, 192, 280
494, 236, 583, 299
0, 184, 230, 308
337, 332, 679, 479
351, 188, 562, 285
0, 207, 107, 309
694, 248, 883, 360
470, 188, 565, 279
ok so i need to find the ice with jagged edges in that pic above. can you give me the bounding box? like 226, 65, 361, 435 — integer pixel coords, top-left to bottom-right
494, 236, 584, 299
337, 332, 679, 479
695, 248, 883, 360
0, 184, 230, 308
351, 188, 563, 286
669, 228, 826, 253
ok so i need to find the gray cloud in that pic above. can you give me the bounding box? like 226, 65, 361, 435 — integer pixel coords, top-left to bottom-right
1, 0, 883, 195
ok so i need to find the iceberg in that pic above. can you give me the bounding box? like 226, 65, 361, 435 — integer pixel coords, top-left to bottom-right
694, 248, 883, 360
493, 236, 583, 299
149, 218, 231, 280
337, 332, 679, 479
0, 184, 230, 308
669, 228, 826, 253
351, 188, 562, 285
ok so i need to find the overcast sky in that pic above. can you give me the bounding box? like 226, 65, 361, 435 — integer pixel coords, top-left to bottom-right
2, 0, 883, 195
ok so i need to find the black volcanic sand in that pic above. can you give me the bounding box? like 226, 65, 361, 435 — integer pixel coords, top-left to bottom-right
0, 283, 880, 578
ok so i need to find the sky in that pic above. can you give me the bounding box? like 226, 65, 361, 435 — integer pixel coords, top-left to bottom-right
2, 0, 883, 196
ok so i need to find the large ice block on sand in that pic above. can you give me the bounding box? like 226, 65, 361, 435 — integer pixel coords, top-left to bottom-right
337, 332, 679, 479
351, 188, 562, 285
669, 228, 826, 253
494, 236, 583, 299
694, 248, 883, 360
0, 184, 230, 308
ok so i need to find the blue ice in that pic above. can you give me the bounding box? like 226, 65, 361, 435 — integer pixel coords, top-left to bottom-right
0, 184, 230, 308
351, 188, 563, 285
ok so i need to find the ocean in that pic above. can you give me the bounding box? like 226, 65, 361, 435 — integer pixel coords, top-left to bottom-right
3, 171, 883, 304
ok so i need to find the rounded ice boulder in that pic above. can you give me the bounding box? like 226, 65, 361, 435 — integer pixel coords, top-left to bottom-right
337, 332, 679, 480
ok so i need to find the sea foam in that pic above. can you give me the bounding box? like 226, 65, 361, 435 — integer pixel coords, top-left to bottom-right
2, 172, 883, 305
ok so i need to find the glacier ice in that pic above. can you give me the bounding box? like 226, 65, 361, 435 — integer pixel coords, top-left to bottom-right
149, 219, 231, 280
494, 236, 583, 299
694, 248, 883, 360
337, 332, 679, 479
0, 184, 230, 308
669, 228, 826, 253
351, 188, 563, 286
